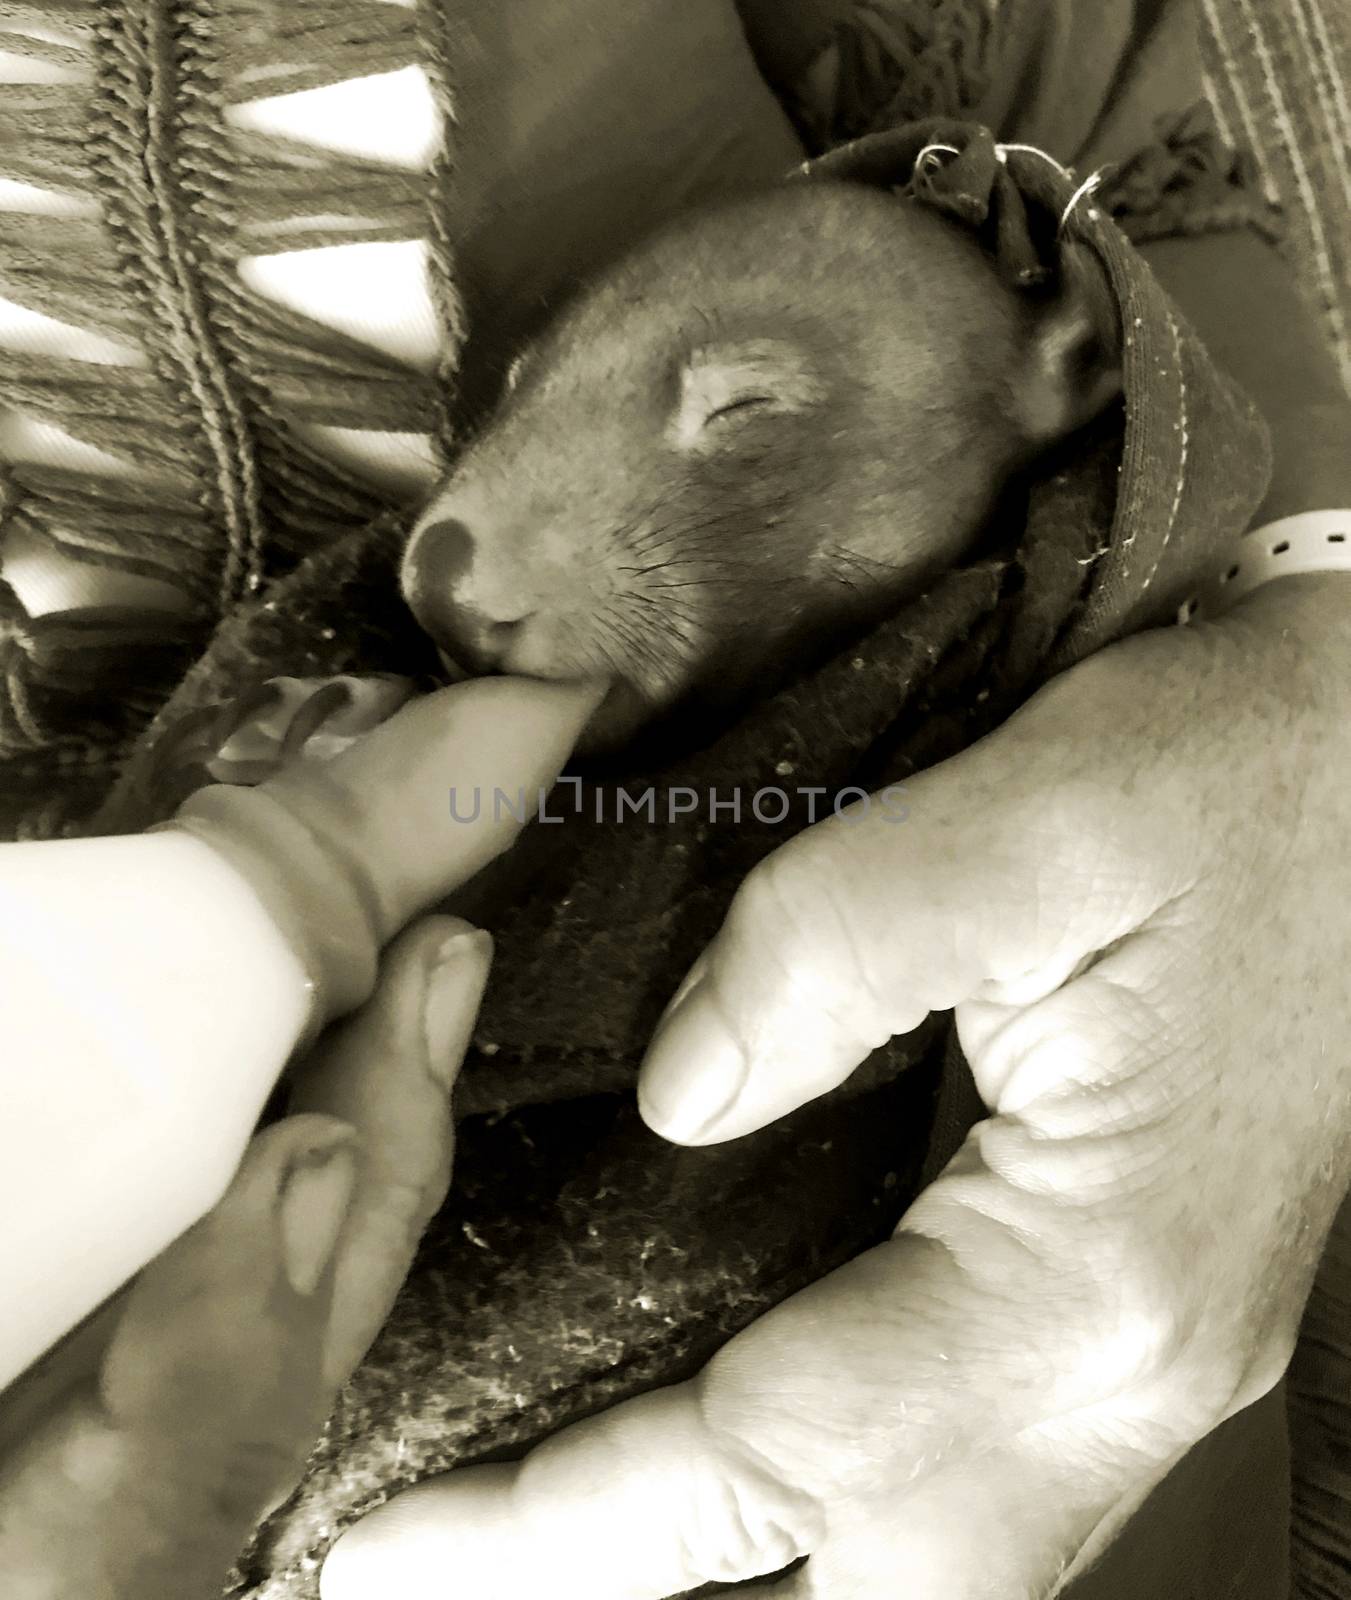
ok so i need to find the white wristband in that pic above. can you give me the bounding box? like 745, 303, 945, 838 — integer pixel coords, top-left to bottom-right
1177, 510, 1351, 624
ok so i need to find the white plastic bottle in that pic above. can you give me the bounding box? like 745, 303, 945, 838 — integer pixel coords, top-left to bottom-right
0, 675, 602, 1392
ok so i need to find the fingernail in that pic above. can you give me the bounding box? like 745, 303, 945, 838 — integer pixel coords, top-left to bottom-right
638, 976, 749, 1144
657, 948, 711, 1026
424, 927, 493, 1091
279, 1140, 358, 1297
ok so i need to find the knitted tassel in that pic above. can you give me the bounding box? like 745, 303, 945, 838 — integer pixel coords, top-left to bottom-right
0, 0, 466, 824
0, 27, 86, 71
226, 137, 429, 250
1103, 100, 1284, 245
0, 215, 147, 345
0, 86, 100, 190
0, 3, 99, 33
791, 0, 992, 150
218, 0, 420, 102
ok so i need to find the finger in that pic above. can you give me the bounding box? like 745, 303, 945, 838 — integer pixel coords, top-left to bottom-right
317, 1133, 1194, 1600
0, 1116, 359, 1600
0, 1295, 127, 1466
316, 1236, 1166, 1600
259, 675, 607, 940
637, 723, 1173, 1145
288, 915, 492, 1387
319, 1384, 825, 1600
99, 1116, 356, 1491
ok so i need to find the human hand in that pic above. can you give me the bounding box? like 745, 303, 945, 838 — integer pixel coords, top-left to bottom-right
0, 914, 491, 1600
0, 665, 608, 1598
320, 572, 1351, 1599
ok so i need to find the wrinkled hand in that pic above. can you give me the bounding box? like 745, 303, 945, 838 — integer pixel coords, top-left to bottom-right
323, 573, 1351, 1599
0, 915, 491, 1600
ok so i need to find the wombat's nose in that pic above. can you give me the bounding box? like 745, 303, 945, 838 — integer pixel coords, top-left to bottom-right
406, 516, 534, 673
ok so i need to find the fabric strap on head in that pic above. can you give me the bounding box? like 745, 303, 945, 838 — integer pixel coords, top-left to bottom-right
796, 117, 1273, 654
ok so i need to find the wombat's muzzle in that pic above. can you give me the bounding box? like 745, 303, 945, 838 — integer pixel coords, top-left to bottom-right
403, 516, 535, 676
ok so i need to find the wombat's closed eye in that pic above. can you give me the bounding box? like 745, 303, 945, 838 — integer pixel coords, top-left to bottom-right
402, 177, 1120, 752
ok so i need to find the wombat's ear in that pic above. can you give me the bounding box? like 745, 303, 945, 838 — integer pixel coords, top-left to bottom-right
672, 338, 824, 449
1013, 255, 1122, 446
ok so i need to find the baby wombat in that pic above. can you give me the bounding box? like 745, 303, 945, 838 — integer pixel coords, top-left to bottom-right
401, 177, 1119, 750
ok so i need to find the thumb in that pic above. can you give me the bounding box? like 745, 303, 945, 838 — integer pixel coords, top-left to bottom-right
320, 1382, 821, 1600
637, 686, 1185, 1146
287, 914, 493, 1389
0, 1115, 359, 1600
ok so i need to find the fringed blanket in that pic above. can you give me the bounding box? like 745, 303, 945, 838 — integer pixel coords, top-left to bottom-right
0, 7, 1283, 1597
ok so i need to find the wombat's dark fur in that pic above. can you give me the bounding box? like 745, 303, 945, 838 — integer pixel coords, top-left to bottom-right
401, 177, 1118, 750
